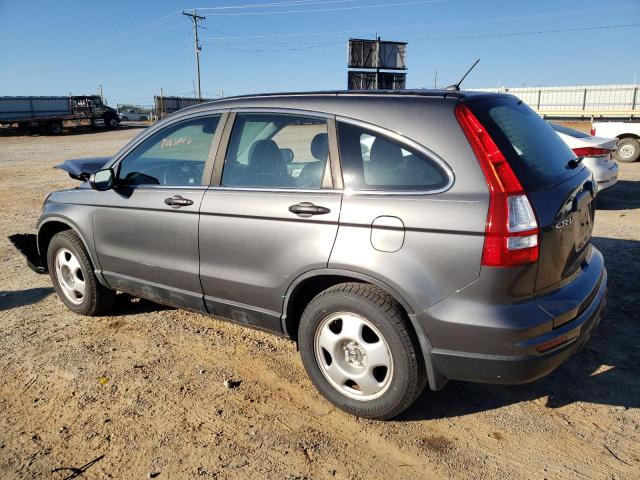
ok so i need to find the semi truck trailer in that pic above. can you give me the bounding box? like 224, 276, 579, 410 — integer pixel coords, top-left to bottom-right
0, 95, 120, 134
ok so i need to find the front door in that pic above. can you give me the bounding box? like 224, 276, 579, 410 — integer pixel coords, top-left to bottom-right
93, 114, 223, 311
199, 112, 341, 332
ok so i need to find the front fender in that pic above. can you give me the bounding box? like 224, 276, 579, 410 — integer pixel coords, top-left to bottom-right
37, 199, 108, 287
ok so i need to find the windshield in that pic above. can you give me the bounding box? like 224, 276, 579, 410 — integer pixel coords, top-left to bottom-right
467, 96, 579, 191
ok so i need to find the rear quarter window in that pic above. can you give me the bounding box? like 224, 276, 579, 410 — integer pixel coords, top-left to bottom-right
336, 121, 450, 192
468, 97, 578, 191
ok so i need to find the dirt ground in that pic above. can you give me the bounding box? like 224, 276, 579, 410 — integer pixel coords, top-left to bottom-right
1, 126, 639, 479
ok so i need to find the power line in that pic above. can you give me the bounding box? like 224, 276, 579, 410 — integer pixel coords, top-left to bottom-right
408, 23, 640, 42
196, 0, 446, 16
193, 0, 361, 10
201, 5, 638, 41
204, 23, 639, 59
74, 11, 181, 55
67, 21, 187, 64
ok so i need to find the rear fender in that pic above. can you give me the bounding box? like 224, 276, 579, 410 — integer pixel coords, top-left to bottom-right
282, 268, 446, 391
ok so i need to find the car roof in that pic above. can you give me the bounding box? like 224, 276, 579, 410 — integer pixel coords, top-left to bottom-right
176, 89, 506, 116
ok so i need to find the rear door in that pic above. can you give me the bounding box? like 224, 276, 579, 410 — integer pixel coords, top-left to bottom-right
468, 96, 596, 291
198, 111, 341, 333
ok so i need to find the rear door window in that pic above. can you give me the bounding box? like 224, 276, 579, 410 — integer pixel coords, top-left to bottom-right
222, 113, 329, 189
468, 97, 578, 191
336, 122, 449, 192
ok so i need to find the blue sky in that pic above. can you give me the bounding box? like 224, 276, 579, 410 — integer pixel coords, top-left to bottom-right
1, 0, 639, 106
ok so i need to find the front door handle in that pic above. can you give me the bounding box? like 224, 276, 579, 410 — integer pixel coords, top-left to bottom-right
289, 202, 331, 217
164, 195, 194, 208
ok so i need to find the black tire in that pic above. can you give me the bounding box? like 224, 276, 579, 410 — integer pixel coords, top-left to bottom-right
105, 116, 119, 129
121, 116, 129, 122
47, 230, 116, 315
47, 122, 62, 135
613, 137, 640, 163
298, 283, 426, 420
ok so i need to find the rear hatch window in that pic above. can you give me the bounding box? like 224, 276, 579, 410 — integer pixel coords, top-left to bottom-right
466, 95, 596, 292
467, 96, 578, 192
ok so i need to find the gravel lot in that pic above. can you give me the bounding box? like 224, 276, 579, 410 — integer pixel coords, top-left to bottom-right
1, 127, 639, 479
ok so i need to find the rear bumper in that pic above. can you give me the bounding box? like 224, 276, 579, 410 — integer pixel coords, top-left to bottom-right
584, 157, 618, 191
415, 246, 607, 388
430, 278, 605, 385
596, 176, 618, 192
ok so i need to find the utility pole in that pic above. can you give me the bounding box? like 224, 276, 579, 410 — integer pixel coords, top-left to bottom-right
183, 9, 205, 99
375, 35, 380, 90
433, 69, 437, 89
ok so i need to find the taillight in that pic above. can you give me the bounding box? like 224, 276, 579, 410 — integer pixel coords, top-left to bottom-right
572, 147, 610, 157
590, 126, 596, 136
455, 104, 539, 267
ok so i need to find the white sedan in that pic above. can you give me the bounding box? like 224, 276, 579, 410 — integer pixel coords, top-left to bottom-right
549, 122, 619, 191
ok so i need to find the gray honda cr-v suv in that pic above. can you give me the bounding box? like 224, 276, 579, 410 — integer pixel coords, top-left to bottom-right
34, 90, 607, 419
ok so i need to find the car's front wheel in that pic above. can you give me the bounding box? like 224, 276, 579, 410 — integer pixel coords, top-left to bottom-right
47, 230, 115, 315
298, 283, 426, 419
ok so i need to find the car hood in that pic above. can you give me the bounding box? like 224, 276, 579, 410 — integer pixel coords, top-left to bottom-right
55, 157, 111, 180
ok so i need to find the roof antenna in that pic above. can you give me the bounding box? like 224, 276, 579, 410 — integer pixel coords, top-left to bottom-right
445, 58, 480, 91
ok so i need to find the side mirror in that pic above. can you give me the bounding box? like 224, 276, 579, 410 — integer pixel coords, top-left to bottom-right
89, 168, 114, 191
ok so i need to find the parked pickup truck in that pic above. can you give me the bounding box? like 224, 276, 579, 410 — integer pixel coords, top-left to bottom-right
118, 108, 149, 122
591, 121, 640, 163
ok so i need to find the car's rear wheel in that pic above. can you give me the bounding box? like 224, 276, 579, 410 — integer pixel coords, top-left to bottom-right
47, 230, 115, 315
298, 283, 426, 419
614, 137, 640, 163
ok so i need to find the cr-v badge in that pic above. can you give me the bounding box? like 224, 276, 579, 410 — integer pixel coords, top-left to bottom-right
555, 217, 573, 229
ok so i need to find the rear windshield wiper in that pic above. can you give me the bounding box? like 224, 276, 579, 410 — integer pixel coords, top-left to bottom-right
567, 156, 584, 169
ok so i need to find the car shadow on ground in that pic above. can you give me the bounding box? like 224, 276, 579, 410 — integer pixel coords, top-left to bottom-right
0, 287, 54, 311
7, 233, 171, 316
103, 293, 173, 316
596, 180, 640, 210
400, 236, 640, 421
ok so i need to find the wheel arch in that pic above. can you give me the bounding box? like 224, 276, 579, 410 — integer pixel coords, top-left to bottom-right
37, 218, 106, 286
617, 133, 640, 140
282, 269, 444, 391
281, 269, 416, 342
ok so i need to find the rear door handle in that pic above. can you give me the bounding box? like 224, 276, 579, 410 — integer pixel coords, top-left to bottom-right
289, 202, 331, 217
164, 195, 194, 208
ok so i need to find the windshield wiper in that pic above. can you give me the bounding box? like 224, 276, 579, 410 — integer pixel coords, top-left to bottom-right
567, 156, 584, 169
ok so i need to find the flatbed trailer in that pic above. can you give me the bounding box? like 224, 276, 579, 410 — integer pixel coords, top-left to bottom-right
0, 95, 120, 134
